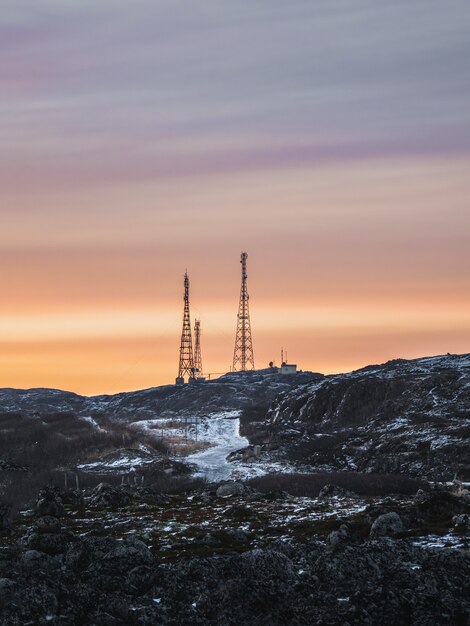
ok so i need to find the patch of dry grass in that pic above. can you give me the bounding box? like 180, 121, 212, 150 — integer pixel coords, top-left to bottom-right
148, 419, 197, 430
165, 437, 213, 456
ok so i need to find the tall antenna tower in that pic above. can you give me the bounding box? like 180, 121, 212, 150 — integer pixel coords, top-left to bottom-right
193, 319, 203, 379
232, 251, 255, 371
176, 272, 194, 384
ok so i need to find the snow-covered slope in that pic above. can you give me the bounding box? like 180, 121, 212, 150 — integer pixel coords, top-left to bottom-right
266, 353, 470, 480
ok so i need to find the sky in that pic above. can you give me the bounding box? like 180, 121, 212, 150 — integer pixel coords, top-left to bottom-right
1, 0, 470, 394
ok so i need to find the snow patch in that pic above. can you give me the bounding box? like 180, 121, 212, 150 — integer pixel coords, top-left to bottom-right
80, 415, 104, 430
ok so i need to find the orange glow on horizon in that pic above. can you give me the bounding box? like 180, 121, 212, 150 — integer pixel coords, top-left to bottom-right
1, 156, 469, 394
0, 302, 468, 395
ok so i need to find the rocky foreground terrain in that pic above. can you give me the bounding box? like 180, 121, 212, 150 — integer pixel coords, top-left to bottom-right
1, 353, 469, 624
0, 481, 469, 625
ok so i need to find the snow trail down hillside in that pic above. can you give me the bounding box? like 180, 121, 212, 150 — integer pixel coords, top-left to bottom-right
186, 412, 247, 481
186, 411, 295, 481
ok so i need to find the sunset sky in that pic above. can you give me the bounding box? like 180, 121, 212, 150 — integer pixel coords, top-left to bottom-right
1, 1, 470, 394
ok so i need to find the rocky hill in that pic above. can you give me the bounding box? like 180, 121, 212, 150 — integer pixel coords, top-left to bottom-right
264, 353, 470, 481
0, 369, 320, 513
1, 355, 469, 483
0, 369, 319, 422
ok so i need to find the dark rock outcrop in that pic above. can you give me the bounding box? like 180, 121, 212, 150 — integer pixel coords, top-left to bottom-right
216, 481, 245, 497
267, 353, 470, 481
89, 482, 133, 508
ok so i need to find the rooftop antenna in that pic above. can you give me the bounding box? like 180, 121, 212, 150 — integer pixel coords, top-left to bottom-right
232, 252, 255, 371
176, 272, 194, 384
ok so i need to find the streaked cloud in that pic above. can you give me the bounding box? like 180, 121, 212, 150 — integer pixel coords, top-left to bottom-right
0, 1, 469, 392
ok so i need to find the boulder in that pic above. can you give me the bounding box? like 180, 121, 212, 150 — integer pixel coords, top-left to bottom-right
414, 488, 427, 503
452, 513, 470, 532
240, 549, 295, 582
89, 483, 132, 508
22, 528, 71, 555
21, 549, 50, 569
328, 524, 349, 549
319, 484, 355, 499
216, 481, 245, 497
82, 538, 152, 593
125, 565, 154, 595
370, 512, 404, 539
0, 578, 15, 601
224, 528, 249, 542
103, 538, 151, 571
34, 515, 62, 534
36, 487, 65, 517
197, 549, 298, 622
65, 536, 119, 573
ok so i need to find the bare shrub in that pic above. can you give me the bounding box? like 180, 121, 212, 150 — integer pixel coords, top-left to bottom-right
139, 433, 170, 455
41, 412, 93, 428
145, 475, 206, 494
0, 469, 61, 521
0, 412, 149, 470
163, 439, 212, 456
247, 472, 427, 497
0, 412, 25, 428
148, 419, 195, 430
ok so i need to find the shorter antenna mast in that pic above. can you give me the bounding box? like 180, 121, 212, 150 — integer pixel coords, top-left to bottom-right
193, 319, 203, 378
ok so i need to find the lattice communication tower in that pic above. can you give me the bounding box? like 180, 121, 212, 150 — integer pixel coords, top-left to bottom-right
232, 252, 255, 371
176, 272, 194, 384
